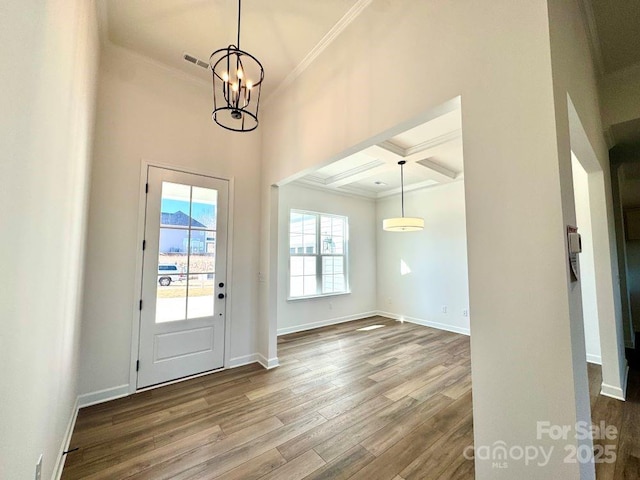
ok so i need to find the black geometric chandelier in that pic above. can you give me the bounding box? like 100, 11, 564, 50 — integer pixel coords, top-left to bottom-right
209, 0, 264, 132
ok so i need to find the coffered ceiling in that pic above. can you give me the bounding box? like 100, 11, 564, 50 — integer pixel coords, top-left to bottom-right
294, 106, 464, 199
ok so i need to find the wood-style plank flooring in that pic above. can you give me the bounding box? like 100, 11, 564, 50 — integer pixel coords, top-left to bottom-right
589, 363, 640, 480
62, 317, 473, 479
62, 316, 640, 479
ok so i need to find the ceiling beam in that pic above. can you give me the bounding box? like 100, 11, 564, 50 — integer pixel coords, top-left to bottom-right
416, 158, 458, 180
404, 130, 462, 156
376, 179, 439, 198
378, 130, 461, 158
323, 159, 386, 186
378, 141, 406, 157
365, 144, 404, 163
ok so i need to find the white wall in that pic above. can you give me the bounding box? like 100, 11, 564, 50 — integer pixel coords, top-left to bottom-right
376, 181, 469, 335
0, 1, 99, 479
259, 1, 616, 477
572, 156, 602, 364
549, 0, 627, 409
277, 184, 377, 334
79, 46, 262, 399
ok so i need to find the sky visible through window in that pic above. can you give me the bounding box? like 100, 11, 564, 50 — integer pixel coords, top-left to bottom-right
161, 198, 216, 228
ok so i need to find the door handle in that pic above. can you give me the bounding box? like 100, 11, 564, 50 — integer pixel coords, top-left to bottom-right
218, 293, 225, 299
218, 282, 225, 288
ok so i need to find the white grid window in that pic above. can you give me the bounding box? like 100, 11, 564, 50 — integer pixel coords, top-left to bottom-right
289, 210, 348, 299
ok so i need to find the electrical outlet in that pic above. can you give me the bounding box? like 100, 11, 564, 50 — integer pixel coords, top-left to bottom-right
442, 305, 448, 314
35, 454, 42, 480
463, 309, 469, 317
328, 301, 333, 310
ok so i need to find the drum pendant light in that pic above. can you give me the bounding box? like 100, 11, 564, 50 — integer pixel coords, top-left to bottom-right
382, 161, 425, 232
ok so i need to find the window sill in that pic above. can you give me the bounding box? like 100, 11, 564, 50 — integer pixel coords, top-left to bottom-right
287, 291, 351, 302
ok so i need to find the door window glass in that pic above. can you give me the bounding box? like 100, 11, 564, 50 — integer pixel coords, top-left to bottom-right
156, 182, 218, 322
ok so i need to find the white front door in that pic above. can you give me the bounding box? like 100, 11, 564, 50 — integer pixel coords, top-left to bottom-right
137, 166, 228, 388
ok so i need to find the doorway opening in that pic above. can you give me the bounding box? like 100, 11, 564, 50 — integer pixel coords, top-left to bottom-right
572, 153, 603, 366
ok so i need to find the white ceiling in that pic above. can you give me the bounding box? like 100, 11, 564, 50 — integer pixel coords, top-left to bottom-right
580, 1, 640, 144
586, 0, 640, 75
294, 107, 464, 199
101, 0, 463, 198
103, 0, 369, 99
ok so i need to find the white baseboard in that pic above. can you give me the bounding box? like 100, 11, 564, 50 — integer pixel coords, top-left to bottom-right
52, 396, 79, 480
377, 310, 471, 336
586, 353, 602, 365
228, 354, 260, 368
277, 311, 378, 336
600, 365, 629, 401
257, 354, 279, 369
76, 355, 270, 410
77, 384, 131, 408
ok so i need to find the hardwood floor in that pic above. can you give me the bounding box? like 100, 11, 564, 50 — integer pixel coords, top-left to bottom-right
62, 317, 473, 479
62, 316, 639, 479
589, 363, 640, 480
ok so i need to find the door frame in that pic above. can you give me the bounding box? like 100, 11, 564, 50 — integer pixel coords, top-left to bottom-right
128, 159, 235, 394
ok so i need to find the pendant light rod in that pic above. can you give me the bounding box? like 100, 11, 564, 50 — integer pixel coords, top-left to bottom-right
236, 0, 242, 49
399, 160, 406, 218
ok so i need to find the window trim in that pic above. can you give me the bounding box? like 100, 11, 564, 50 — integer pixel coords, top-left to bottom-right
287, 208, 350, 301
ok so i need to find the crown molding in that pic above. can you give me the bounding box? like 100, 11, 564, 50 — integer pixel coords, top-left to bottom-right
378, 129, 461, 159
290, 180, 376, 200
323, 159, 385, 185
294, 174, 463, 200
336, 184, 379, 198
300, 174, 327, 185
578, 0, 605, 77
262, 0, 373, 106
